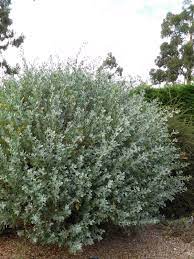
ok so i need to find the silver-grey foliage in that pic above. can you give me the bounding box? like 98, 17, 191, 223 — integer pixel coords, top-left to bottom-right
0, 64, 186, 253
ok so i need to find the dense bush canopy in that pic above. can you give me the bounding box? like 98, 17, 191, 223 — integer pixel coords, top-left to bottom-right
0, 65, 186, 252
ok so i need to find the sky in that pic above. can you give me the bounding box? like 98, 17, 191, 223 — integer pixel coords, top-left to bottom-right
7, 0, 184, 81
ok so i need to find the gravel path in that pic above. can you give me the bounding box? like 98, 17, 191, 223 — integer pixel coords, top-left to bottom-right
0, 225, 194, 258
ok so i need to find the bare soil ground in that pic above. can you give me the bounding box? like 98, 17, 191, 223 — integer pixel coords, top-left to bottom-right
1, 225, 194, 259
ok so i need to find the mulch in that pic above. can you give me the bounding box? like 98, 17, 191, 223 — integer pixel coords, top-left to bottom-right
0, 225, 194, 258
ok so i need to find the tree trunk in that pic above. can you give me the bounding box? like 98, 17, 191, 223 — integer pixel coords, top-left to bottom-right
186, 69, 192, 84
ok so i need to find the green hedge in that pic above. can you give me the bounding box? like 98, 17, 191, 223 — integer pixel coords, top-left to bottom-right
132, 84, 194, 218
132, 84, 194, 115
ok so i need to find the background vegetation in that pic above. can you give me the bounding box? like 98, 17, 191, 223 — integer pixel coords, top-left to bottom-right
132, 83, 194, 218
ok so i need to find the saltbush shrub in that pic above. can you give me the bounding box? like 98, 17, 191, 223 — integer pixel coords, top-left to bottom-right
0, 64, 186, 252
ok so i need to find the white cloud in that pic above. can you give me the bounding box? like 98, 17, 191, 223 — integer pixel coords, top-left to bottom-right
7, 0, 183, 79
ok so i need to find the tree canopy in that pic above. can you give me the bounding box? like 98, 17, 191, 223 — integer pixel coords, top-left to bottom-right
0, 0, 24, 74
150, 0, 194, 84
98, 52, 123, 79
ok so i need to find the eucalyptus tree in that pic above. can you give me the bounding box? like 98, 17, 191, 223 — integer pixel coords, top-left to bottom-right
150, 0, 194, 84
98, 52, 123, 79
